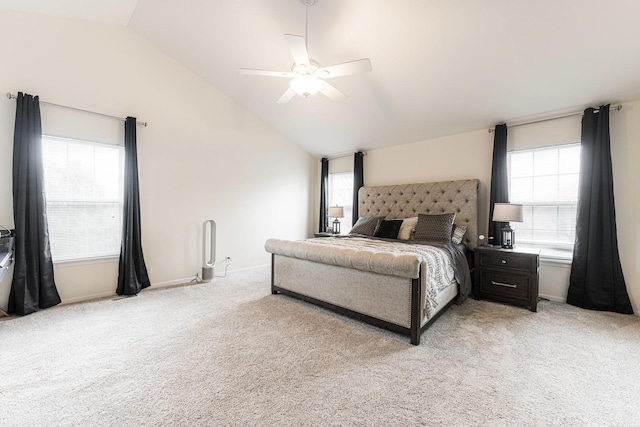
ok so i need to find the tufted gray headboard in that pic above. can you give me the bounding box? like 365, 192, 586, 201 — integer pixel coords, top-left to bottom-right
358, 179, 480, 249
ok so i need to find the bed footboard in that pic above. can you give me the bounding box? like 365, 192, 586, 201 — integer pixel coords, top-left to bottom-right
271, 254, 449, 345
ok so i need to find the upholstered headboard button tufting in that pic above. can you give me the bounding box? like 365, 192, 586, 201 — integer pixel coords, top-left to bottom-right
358, 179, 480, 249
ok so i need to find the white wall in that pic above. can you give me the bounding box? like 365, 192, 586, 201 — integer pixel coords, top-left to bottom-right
365, 128, 494, 233
361, 106, 640, 312
0, 10, 315, 308
610, 101, 640, 314
328, 156, 353, 175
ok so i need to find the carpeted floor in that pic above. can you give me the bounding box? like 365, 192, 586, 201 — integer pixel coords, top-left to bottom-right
1, 266, 639, 426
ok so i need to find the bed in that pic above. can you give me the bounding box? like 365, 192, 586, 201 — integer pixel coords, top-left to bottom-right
265, 179, 480, 345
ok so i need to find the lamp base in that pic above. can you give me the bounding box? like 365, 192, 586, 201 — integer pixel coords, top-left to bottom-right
332, 218, 341, 235
501, 224, 514, 249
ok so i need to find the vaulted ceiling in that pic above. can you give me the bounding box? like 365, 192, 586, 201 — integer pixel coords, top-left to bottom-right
2, 0, 640, 156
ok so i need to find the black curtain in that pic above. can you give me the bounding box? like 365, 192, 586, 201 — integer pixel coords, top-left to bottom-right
352, 152, 364, 225
488, 124, 509, 246
117, 117, 151, 296
567, 106, 633, 314
319, 158, 329, 233
9, 92, 61, 315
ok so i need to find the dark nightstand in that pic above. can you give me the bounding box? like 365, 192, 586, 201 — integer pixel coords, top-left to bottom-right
474, 246, 540, 312
314, 232, 334, 237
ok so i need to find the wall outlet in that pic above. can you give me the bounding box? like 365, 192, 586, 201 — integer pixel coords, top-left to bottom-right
148, 265, 153, 273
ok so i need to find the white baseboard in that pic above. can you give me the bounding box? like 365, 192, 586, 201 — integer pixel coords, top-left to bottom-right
151, 277, 196, 289
538, 294, 640, 317
62, 291, 117, 305
233, 263, 270, 272
539, 293, 566, 303
147, 263, 271, 289
58, 264, 271, 306
59, 279, 195, 306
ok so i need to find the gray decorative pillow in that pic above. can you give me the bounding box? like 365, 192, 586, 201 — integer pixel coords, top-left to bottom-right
414, 213, 456, 242
451, 224, 468, 244
349, 216, 383, 236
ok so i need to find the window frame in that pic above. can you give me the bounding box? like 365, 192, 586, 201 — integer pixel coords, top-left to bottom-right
507, 142, 581, 260
42, 134, 125, 263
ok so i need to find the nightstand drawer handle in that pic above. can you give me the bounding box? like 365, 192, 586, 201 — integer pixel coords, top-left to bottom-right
501, 259, 507, 264
491, 280, 517, 288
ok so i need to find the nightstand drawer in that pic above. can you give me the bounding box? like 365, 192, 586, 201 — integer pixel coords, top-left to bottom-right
474, 247, 539, 311
479, 252, 533, 272
479, 271, 531, 300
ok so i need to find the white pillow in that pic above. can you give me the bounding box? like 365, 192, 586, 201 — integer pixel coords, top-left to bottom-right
397, 217, 418, 240
451, 224, 468, 244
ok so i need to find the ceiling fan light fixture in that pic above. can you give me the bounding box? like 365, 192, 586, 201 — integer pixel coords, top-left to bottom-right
239, 0, 371, 103
290, 75, 323, 98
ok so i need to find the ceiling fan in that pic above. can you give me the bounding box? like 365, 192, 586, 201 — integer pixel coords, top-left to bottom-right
239, 0, 372, 103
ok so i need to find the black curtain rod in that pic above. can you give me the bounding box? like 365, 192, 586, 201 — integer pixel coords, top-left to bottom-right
6, 92, 148, 127
321, 151, 367, 161
488, 104, 621, 133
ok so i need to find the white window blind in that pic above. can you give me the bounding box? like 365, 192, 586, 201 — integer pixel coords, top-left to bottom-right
508, 143, 580, 256
42, 135, 124, 262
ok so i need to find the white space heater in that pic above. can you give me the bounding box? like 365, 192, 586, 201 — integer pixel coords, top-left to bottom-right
202, 220, 216, 282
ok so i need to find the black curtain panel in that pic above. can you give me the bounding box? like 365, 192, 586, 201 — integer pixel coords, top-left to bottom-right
567, 106, 633, 314
488, 124, 509, 246
117, 117, 151, 296
319, 157, 329, 233
352, 152, 364, 226
9, 92, 61, 315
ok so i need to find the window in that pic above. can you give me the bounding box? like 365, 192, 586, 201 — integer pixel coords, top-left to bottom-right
329, 172, 354, 234
42, 135, 125, 262
508, 143, 580, 257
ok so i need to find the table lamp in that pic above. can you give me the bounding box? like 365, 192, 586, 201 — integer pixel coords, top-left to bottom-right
328, 206, 344, 235
492, 203, 524, 249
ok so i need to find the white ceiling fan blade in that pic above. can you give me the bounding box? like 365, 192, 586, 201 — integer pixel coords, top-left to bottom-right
277, 87, 297, 104
284, 34, 310, 67
318, 58, 372, 79
319, 82, 347, 102
239, 68, 295, 78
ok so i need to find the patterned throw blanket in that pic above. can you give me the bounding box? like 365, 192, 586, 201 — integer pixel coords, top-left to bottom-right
266, 236, 470, 319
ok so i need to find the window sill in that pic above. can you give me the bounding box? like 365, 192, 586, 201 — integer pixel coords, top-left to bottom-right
517, 245, 573, 265
53, 255, 119, 268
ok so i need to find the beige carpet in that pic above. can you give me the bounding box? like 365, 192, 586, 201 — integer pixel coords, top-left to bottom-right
1, 266, 639, 426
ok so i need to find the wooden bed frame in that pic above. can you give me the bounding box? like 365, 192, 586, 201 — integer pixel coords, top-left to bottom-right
269, 179, 480, 345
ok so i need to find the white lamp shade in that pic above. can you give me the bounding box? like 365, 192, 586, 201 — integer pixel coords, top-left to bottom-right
492, 203, 524, 222
329, 206, 344, 218
290, 75, 323, 97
